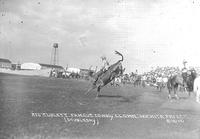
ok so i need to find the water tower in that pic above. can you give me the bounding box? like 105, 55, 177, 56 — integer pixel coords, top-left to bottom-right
50, 43, 59, 65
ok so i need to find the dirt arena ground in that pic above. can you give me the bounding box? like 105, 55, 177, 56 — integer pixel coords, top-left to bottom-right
0, 73, 200, 139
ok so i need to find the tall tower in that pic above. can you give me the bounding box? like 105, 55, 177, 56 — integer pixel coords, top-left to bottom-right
50, 43, 59, 65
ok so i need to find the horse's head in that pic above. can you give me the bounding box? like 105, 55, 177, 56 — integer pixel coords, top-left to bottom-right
175, 75, 184, 85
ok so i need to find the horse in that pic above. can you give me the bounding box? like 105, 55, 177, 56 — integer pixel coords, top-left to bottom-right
167, 69, 197, 99
167, 74, 185, 99
85, 51, 124, 98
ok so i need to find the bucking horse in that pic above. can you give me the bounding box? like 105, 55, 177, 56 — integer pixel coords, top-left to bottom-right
167, 69, 197, 99
85, 51, 124, 98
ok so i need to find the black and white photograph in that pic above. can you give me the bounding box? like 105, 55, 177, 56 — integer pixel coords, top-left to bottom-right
0, 0, 200, 138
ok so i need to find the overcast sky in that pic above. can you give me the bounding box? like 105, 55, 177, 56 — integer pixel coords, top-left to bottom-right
1, 0, 200, 73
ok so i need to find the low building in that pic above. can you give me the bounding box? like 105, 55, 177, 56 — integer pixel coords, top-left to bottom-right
66, 67, 80, 73
21, 63, 41, 70
20, 62, 64, 71
0, 58, 12, 69
39, 63, 64, 71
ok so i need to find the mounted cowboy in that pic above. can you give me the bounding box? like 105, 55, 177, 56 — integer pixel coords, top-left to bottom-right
181, 59, 188, 82
92, 56, 110, 86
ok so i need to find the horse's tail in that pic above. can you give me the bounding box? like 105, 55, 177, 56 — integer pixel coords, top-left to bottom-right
115, 51, 123, 62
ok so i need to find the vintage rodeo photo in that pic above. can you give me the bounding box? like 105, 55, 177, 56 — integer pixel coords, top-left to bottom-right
0, 0, 200, 139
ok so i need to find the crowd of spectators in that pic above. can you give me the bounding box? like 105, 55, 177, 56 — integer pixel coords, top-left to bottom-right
144, 66, 180, 81
140, 66, 200, 84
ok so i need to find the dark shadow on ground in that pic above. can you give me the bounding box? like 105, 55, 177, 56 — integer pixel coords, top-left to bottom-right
178, 97, 189, 100
98, 94, 123, 98
97, 94, 134, 103
169, 96, 189, 100
119, 97, 132, 103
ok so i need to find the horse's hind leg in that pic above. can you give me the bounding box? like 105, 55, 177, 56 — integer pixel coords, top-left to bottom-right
174, 85, 179, 100
167, 83, 172, 99
188, 85, 192, 97
188, 91, 191, 97
168, 89, 172, 99
95, 86, 101, 99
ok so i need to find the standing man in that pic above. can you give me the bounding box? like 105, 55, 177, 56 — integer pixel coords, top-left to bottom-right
135, 69, 138, 75
181, 59, 189, 91
141, 74, 147, 87
182, 59, 188, 73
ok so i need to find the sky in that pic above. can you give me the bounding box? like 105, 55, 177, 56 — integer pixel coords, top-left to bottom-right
0, 0, 200, 73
